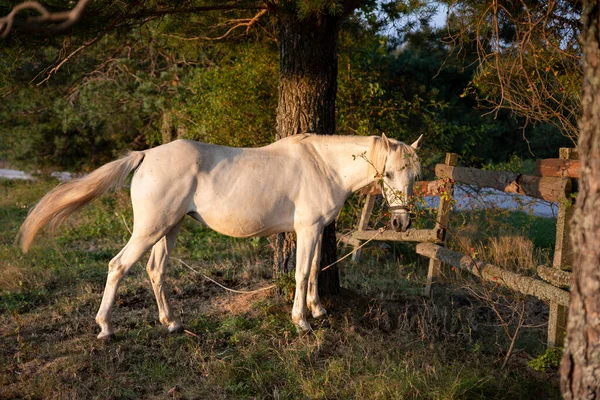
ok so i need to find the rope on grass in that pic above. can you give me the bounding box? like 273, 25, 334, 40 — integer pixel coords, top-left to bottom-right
172, 227, 387, 294
173, 257, 276, 294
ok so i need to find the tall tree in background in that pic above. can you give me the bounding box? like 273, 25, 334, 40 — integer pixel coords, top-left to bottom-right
560, 1, 600, 397
272, 3, 346, 293
271, 1, 436, 291
0, 0, 370, 294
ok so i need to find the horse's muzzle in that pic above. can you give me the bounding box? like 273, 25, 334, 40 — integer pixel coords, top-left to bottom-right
390, 209, 411, 232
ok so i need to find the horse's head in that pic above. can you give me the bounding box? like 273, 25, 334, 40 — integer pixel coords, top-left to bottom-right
378, 133, 422, 232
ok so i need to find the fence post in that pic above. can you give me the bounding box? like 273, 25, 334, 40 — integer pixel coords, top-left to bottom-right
424, 152, 459, 297
352, 194, 377, 262
547, 148, 577, 348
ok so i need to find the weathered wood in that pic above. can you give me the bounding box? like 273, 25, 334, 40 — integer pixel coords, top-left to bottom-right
359, 180, 447, 197
553, 201, 575, 269
356, 194, 376, 232
535, 159, 580, 178
359, 182, 381, 195
559, 147, 579, 160
435, 164, 571, 203
537, 265, 572, 290
425, 153, 459, 297
548, 302, 568, 348
548, 148, 576, 348
416, 243, 571, 306
352, 228, 443, 243
351, 194, 377, 262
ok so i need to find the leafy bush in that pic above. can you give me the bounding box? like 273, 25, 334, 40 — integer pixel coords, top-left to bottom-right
528, 347, 563, 372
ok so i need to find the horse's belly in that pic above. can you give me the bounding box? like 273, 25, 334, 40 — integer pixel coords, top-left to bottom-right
189, 208, 293, 238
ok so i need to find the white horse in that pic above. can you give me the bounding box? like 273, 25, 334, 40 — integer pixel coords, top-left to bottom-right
18, 133, 422, 340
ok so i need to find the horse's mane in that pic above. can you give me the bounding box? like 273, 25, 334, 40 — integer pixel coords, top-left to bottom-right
366, 136, 421, 179
397, 141, 422, 178
366, 137, 387, 179
278, 133, 421, 179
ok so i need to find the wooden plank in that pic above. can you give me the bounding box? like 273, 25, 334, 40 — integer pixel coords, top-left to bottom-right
356, 194, 376, 232
435, 164, 571, 203
553, 200, 575, 268
416, 243, 571, 306
352, 228, 444, 243
425, 153, 459, 297
359, 180, 446, 197
351, 194, 377, 262
537, 266, 572, 290
559, 148, 579, 160
547, 148, 576, 348
548, 303, 568, 348
535, 159, 580, 178
359, 182, 381, 195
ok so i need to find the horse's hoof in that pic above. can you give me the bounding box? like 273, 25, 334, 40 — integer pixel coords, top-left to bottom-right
97, 332, 115, 342
311, 305, 327, 319
295, 319, 312, 333
168, 322, 184, 334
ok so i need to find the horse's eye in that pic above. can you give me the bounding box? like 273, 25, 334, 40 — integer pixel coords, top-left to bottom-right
385, 172, 392, 179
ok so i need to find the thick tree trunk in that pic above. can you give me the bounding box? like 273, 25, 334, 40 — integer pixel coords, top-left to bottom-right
272, 11, 341, 295
560, 2, 600, 398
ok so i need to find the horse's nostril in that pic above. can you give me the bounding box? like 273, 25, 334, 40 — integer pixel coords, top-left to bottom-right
391, 217, 401, 232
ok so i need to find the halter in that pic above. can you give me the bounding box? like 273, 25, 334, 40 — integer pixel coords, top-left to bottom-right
389, 205, 410, 212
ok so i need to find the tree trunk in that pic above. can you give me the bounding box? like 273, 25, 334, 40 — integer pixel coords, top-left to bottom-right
272, 10, 341, 295
560, 2, 600, 398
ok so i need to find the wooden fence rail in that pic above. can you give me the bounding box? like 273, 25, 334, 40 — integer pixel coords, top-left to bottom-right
416, 243, 571, 306
535, 159, 580, 179
434, 164, 571, 203
352, 228, 443, 243
351, 148, 577, 348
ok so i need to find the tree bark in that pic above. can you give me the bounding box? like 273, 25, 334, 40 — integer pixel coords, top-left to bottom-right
272, 10, 341, 294
560, 2, 600, 398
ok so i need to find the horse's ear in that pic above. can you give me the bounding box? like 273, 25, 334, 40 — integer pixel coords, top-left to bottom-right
411, 134, 423, 150
381, 133, 391, 152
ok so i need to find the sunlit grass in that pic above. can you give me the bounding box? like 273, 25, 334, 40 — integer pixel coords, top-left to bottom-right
0, 179, 561, 399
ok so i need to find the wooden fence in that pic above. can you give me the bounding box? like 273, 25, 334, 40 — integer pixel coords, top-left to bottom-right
351, 149, 578, 348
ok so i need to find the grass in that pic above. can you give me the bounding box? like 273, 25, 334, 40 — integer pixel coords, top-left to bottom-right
0, 179, 562, 399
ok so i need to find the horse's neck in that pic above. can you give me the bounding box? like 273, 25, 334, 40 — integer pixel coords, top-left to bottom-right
310, 137, 379, 194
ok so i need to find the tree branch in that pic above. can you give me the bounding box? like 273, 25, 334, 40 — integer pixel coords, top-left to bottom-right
0, 0, 91, 37
128, 2, 268, 20
161, 8, 268, 41
0, 1, 268, 38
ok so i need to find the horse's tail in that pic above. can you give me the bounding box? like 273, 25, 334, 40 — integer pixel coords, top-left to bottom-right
18, 151, 146, 253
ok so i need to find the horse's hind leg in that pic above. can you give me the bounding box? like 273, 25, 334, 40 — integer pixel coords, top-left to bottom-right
95, 225, 175, 340
145, 219, 184, 334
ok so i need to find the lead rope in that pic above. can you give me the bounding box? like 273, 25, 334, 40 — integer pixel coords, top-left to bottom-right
173, 227, 388, 294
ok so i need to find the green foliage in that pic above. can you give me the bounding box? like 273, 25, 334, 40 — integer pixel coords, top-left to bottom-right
295, 0, 345, 18
275, 271, 296, 301
440, 0, 581, 140
337, 21, 570, 175
0, 17, 278, 169
528, 347, 563, 372
0, 0, 572, 173
482, 154, 535, 174
181, 43, 278, 147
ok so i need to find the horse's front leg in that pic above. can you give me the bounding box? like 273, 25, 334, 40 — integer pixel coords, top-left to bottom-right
292, 225, 322, 331
307, 231, 327, 319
